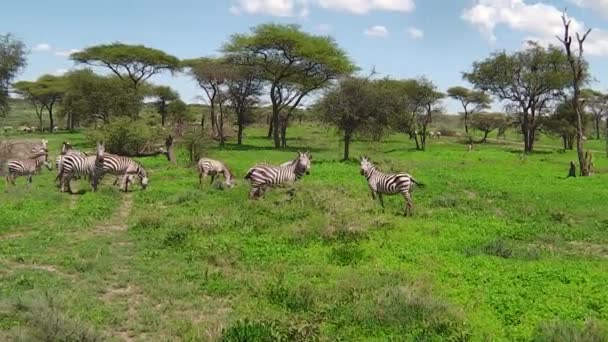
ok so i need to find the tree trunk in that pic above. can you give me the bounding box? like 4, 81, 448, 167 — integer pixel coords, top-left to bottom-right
165, 135, 176, 164
412, 133, 420, 150
562, 135, 567, 150
280, 118, 288, 148
272, 107, 280, 148
48, 103, 54, 133
479, 130, 489, 143
464, 111, 469, 135
160, 101, 166, 126
267, 118, 273, 139
237, 122, 243, 145
343, 132, 351, 161
595, 115, 601, 140
217, 97, 225, 147
210, 104, 216, 137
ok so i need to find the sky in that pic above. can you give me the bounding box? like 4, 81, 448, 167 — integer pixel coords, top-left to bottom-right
2, 0, 608, 113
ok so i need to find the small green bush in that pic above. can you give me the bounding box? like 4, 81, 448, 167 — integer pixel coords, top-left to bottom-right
330, 243, 365, 266
482, 239, 513, 258
533, 319, 608, 342
266, 277, 316, 312
85, 117, 163, 156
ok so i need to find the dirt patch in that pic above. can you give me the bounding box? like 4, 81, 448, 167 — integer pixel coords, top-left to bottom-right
0, 232, 24, 240
567, 241, 608, 259
94, 194, 132, 234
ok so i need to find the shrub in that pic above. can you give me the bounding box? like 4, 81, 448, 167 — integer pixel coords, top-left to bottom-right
482, 239, 513, 258
266, 277, 316, 312
329, 243, 365, 266
162, 229, 188, 248
181, 127, 211, 163
11, 292, 104, 342
132, 212, 163, 229
220, 319, 279, 342
85, 117, 163, 156
533, 319, 608, 342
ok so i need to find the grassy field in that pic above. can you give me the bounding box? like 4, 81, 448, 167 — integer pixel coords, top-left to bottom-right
1, 125, 607, 341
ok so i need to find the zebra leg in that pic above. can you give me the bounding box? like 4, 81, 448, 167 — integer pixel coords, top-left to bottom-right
199, 172, 203, 185
249, 186, 258, 199
370, 190, 376, 200
378, 193, 385, 208
210, 174, 215, 185
113, 176, 119, 186
403, 191, 413, 216
28, 175, 33, 185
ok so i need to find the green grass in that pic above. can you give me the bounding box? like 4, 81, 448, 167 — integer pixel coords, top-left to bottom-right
1, 125, 608, 341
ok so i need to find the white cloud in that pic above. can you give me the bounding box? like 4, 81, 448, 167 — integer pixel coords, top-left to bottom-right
364, 25, 389, 37
54, 48, 82, 57
407, 27, 423, 39
571, 0, 608, 18
462, 0, 608, 56
230, 0, 414, 16
317, 0, 414, 14
32, 43, 52, 52
53, 68, 68, 75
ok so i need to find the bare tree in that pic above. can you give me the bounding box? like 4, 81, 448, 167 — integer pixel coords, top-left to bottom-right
557, 13, 592, 176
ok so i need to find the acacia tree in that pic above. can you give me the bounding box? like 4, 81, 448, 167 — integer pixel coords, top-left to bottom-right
317, 77, 394, 160
151, 85, 179, 126
182, 57, 231, 145
225, 64, 263, 145
71, 43, 180, 92
581, 89, 607, 140
13, 80, 45, 130
543, 100, 579, 150
1, 33, 27, 117
469, 112, 509, 143
224, 23, 356, 148
558, 13, 592, 176
464, 42, 571, 153
447, 86, 491, 136
61, 69, 141, 126
13, 75, 65, 131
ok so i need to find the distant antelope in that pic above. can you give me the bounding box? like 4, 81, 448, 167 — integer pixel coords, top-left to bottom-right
245, 152, 312, 199
5, 147, 52, 186
198, 158, 235, 188
359, 156, 423, 216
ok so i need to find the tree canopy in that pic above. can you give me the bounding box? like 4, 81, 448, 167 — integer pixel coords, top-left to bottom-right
71, 43, 180, 90
13, 74, 66, 130
447, 86, 491, 136
150, 85, 179, 126
0, 33, 27, 117
464, 42, 571, 152
224, 23, 356, 148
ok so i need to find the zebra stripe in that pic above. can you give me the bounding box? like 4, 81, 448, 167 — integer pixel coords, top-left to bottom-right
96, 154, 149, 192
6, 148, 51, 186
60, 142, 105, 193
245, 151, 311, 199
198, 158, 234, 187
359, 156, 423, 216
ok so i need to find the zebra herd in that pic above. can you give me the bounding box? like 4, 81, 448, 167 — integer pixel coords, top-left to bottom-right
4, 140, 423, 215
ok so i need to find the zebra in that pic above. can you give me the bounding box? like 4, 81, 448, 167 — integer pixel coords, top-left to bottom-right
55, 142, 87, 183
244, 151, 312, 199
197, 158, 235, 188
359, 156, 423, 216
96, 154, 149, 192
60, 142, 105, 193
5, 147, 52, 186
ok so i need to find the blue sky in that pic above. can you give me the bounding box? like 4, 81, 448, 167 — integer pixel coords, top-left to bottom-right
2, 0, 608, 112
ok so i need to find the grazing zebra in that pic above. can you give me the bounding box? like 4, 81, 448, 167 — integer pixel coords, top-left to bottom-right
96, 154, 149, 192
359, 156, 423, 216
244, 151, 312, 199
198, 158, 235, 188
5, 147, 52, 186
60, 142, 105, 193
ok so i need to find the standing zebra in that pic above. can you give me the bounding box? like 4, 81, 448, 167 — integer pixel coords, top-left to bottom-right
5, 147, 52, 186
96, 154, 149, 192
359, 156, 423, 216
245, 151, 312, 199
198, 158, 235, 188
60, 142, 105, 193
56, 142, 87, 183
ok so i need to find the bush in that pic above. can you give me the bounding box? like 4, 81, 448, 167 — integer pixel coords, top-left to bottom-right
132, 212, 163, 229
533, 319, 608, 342
85, 117, 163, 156
482, 239, 513, 258
266, 276, 316, 312
181, 126, 211, 163
11, 292, 104, 342
220, 319, 279, 342
329, 243, 365, 266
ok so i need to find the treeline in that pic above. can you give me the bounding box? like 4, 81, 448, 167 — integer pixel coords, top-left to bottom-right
1, 20, 607, 161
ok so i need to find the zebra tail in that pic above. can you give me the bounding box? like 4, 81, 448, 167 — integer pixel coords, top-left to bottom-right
411, 177, 425, 187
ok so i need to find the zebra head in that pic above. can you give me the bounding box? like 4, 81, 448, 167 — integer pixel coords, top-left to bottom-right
224, 169, 235, 188
359, 156, 374, 177
138, 167, 149, 190
61, 141, 73, 155
296, 151, 312, 175
32, 147, 52, 170
96, 142, 105, 161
